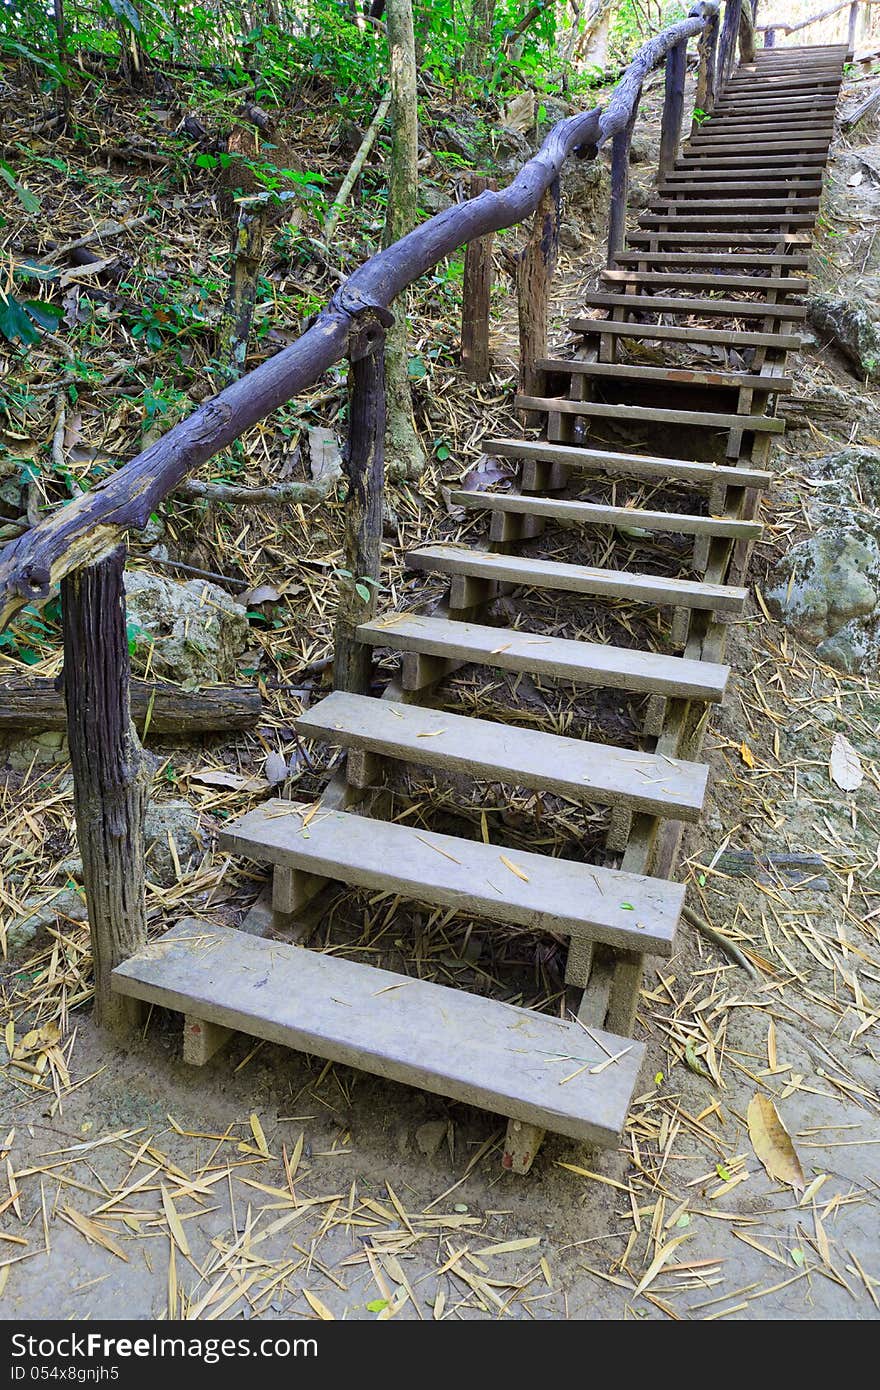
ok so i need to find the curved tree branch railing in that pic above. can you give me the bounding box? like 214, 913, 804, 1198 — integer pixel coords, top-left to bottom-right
0, 0, 763, 1026
0, 2, 729, 628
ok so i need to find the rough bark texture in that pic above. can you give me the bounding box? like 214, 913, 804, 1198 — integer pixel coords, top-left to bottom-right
607, 98, 639, 264
739, 0, 756, 62
0, 8, 717, 626
694, 10, 719, 123
334, 322, 386, 694
382, 0, 425, 480
716, 0, 740, 87
659, 38, 687, 176
0, 677, 261, 735
466, 0, 497, 76
517, 180, 560, 410
461, 174, 494, 382
61, 549, 149, 1032
219, 208, 270, 380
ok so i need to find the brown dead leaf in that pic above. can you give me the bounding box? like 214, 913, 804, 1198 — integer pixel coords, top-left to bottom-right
747, 1093, 805, 1191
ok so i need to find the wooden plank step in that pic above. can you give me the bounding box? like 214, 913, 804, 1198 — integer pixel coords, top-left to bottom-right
514, 394, 785, 434
112, 920, 645, 1146
449, 488, 765, 539
221, 799, 683, 955
538, 357, 793, 391
664, 167, 826, 180
627, 231, 811, 246
713, 98, 838, 110
658, 182, 820, 197
674, 152, 827, 167
684, 143, 829, 155
296, 691, 710, 820
358, 611, 730, 701
701, 116, 835, 128
407, 543, 748, 613
648, 198, 820, 212
614, 252, 809, 268
638, 213, 817, 227
600, 269, 806, 293
570, 318, 801, 350
581, 294, 807, 320
707, 112, 836, 125
486, 437, 773, 488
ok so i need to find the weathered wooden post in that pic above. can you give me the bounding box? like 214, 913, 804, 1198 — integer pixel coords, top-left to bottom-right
716, 0, 740, 85
659, 38, 688, 176
461, 174, 494, 383
61, 548, 149, 1033
764, 26, 776, 47
849, 1, 861, 55
694, 8, 720, 129
738, 0, 756, 61
334, 309, 389, 695
607, 98, 639, 266
517, 178, 560, 418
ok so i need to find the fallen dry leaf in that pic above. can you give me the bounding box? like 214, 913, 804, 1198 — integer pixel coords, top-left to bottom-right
740, 741, 756, 768
829, 732, 863, 792
190, 769, 270, 793
747, 1093, 805, 1191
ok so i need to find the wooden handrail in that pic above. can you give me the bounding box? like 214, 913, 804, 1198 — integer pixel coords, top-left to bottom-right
0, 2, 722, 628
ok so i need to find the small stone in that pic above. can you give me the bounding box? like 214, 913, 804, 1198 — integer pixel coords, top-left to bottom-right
8, 886, 87, 956
143, 798, 203, 887
415, 1120, 448, 1158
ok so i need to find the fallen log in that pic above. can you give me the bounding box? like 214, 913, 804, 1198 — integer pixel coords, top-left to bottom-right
0, 676, 261, 736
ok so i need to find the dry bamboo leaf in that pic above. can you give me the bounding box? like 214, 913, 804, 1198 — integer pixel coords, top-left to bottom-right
499, 854, 529, 882
747, 1093, 805, 1191
633, 1234, 690, 1297
829, 733, 863, 792
161, 1184, 191, 1258
62, 1206, 128, 1262
303, 1289, 335, 1320
476, 1237, 541, 1256
740, 742, 756, 769
249, 1113, 270, 1157
190, 770, 270, 793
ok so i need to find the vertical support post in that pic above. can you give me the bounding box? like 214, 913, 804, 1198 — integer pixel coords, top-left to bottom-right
334, 311, 387, 695
695, 12, 719, 126
659, 38, 687, 177
61, 548, 148, 1034
716, 0, 740, 88
738, 0, 756, 62
849, 2, 860, 56
517, 178, 560, 417
607, 97, 639, 267
461, 174, 494, 383
764, 27, 775, 47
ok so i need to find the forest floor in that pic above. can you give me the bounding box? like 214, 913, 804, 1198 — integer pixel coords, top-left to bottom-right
1, 58, 880, 1320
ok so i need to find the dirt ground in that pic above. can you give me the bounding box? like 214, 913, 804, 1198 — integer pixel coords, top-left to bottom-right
2, 64, 880, 1323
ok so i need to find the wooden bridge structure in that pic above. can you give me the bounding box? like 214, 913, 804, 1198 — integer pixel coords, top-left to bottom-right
0, 1, 854, 1172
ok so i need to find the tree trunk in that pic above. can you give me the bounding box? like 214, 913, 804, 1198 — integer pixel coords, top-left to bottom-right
52, 0, 72, 130
0, 676, 261, 736
218, 208, 269, 381
465, 0, 497, 77
382, 0, 425, 480
61, 549, 149, 1034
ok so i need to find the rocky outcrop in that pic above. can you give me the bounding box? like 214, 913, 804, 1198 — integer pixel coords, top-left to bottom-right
766, 448, 880, 674
124, 570, 251, 688
808, 293, 880, 382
